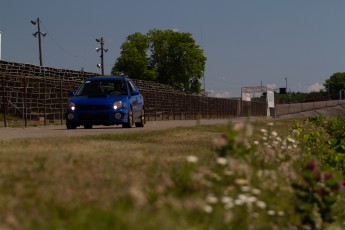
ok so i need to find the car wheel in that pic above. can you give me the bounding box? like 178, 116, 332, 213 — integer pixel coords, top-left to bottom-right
84, 124, 93, 129
66, 124, 77, 129
122, 107, 133, 128
135, 108, 145, 128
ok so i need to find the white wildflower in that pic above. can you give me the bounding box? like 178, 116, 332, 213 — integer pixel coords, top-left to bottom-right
256, 200, 267, 209
186, 155, 198, 163
272, 141, 279, 146
240, 186, 251, 192
224, 170, 234, 176
254, 140, 259, 145
221, 196, 233, 204
292, 129, 300, 136
224, 202, 234, 209
267, 210, 276, 216
251, 188, 261, 195
247, 196, 257, 203
268, 122, 274, 126
234, 199, 244, 206
286, 137, 296, 144
271, 131, 278, 137
260, 128, 268, 134
277, 211, 285, 216
216, 157, 228, 166
206, 194, 218, 204
238, 194, 247, 201
204, 205, 213, 213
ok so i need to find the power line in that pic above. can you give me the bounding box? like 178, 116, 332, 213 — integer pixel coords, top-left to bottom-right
41, 24, 96, 59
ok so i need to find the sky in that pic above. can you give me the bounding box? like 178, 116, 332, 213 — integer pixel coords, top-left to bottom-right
1, 0, 345, 97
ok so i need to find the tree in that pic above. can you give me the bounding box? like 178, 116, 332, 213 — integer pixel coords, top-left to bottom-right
112, 29, 207, 93
112, 33, 157, 81
325, 72, 345, 100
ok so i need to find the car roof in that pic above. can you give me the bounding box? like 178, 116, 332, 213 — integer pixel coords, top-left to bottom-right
85, 76, 129, 81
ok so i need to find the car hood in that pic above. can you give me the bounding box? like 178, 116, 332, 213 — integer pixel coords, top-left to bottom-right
69, 95, 129, 105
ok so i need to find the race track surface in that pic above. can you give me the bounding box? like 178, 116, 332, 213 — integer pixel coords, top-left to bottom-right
0, 119, 237, 141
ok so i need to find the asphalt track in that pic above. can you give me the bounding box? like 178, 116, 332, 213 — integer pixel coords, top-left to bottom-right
0, 119, 242, 141
2, 103, 344, 141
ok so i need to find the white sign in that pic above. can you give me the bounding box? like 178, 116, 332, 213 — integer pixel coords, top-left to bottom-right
267, 90, 275, 108
242, 92, 251, 101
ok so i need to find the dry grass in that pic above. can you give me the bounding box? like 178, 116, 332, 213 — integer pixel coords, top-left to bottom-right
0, 118, 343, 229
0, 124, 229, 229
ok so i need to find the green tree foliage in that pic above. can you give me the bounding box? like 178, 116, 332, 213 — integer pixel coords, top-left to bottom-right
325, 72, 345, 100
112, 29, 207, 93
111, 32, 157, 81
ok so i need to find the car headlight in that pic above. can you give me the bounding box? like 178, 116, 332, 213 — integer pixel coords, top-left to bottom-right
68, 102, 76, 111
113, 101, 123, 110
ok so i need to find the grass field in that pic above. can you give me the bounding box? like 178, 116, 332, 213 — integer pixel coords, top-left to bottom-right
0, 118, 344, 229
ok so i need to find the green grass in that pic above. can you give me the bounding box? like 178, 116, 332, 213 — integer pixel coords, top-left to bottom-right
0, 118, 344, 229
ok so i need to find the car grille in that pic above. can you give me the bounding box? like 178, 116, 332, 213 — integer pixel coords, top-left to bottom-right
78, 113, 109, 121
78, 105, 110, 110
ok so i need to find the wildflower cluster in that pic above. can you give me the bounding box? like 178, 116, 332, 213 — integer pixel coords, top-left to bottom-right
182, 120, 345, 229
188, 122, 294, 228
213, 122, 254, 158
254, 122, 299, 163
292, 160, 345, 229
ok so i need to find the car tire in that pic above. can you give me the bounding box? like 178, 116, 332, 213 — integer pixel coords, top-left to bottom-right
122, 107, 133, 128
135, 108, 145, 128
84, 124, 93, 129
66, 124, 77, 129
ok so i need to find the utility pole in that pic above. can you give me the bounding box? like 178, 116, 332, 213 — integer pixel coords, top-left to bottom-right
31, 18, 46, 66
0, 30, 2, 60
96, 37, 108, 75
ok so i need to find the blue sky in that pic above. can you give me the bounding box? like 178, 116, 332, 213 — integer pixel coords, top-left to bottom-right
1, 0, 345, 97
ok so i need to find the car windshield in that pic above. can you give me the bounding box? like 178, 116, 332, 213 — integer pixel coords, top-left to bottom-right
76, 80, 127, 96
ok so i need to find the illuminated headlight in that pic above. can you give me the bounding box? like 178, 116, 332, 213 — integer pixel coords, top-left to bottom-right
68, 102, 76, 111
113, 101, 122, 110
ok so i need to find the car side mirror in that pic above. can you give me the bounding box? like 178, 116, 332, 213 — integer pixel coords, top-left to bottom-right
132, 90, 140, 96
68, 91, 75, 97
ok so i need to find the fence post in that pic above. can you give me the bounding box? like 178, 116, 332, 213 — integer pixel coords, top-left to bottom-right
173, 93, 176, 120
24, 77, 27, 127
44, 72, 47, 126
60, 80, 63, 125
154, 90, 157, 121
2, 75, 7, 127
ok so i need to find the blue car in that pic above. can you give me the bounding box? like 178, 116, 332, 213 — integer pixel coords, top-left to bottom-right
65, 76, 145, 129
